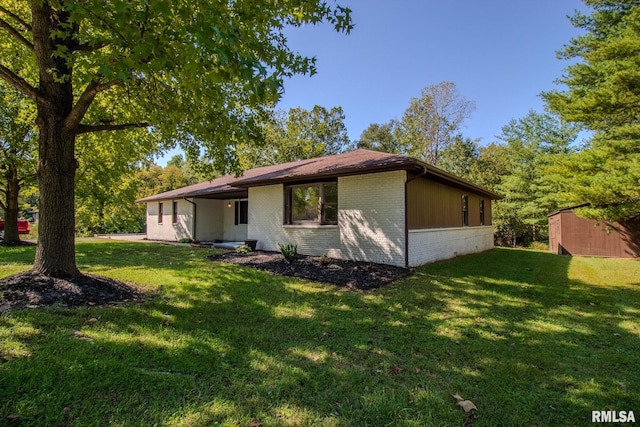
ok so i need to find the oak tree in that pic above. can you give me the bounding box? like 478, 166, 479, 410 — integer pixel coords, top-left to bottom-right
0, 83, 37, 243
237, 105, 350, 169
0, 1, 352, 277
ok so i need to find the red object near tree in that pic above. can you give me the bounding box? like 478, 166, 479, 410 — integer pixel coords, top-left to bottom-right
0, 219, 30, 235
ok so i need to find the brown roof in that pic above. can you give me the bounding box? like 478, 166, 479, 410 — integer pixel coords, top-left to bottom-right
138, 149, 502, 202
136, 175, 246, 202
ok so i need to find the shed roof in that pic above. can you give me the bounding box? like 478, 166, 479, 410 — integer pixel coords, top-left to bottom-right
138, 149, 502, 202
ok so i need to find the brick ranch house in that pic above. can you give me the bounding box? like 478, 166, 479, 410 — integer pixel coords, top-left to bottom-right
138, 149, 501, 267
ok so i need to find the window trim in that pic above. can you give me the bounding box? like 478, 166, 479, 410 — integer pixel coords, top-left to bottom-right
479, 199, 485, 226
284, 180, 338, 225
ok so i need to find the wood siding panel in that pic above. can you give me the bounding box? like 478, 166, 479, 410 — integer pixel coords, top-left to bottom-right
550, 210, 640, 258
407, 176, 493, 229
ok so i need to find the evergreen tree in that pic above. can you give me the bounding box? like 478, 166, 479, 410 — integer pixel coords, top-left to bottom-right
544, 0, 640, 222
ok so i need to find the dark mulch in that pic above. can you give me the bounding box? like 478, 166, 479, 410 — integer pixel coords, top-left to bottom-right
0, 240, 36, 247
207, 250, 411, 290
0, 271, 146, 312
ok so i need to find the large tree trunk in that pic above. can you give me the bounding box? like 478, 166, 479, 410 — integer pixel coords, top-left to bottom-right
32, 111, 78, 277
2, 164, 21, 243
31, 3, 78, 278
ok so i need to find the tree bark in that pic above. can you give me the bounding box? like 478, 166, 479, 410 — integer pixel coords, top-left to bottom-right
32, 110, 78, 277
31, 3, 78, 278
2, 164, 21, 243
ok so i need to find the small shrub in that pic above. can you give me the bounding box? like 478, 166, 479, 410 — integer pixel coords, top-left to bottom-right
236, 244, 252, 254
178, 238, 193, 244
278, 243, 298, 263
320, 252, 330, 266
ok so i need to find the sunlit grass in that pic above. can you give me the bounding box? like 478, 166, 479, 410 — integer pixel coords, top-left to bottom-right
1, 241, 639, 426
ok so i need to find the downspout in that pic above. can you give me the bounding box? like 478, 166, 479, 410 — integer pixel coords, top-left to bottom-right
184, 197, 197, 242
404, 166, 429, 268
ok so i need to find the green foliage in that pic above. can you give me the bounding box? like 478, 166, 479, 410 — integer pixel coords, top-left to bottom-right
490, 111, 581, 246
399, 81, 475, 166
0, 0, 352, 274
236, 244, 252, 254
278, 242, 298, 263
437, 135, 480, 180
74, 130, 161, 235
0, 82, 38, 241
543, 0, 640, 222
356, 120, 404, 154
237, 106, 350, 169
178, 238, 193, 244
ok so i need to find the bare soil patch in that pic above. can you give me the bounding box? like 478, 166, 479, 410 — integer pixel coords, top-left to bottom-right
0, 271, 145, 311
208, 250, 411, 290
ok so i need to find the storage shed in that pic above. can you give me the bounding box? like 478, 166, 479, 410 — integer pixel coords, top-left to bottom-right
548, 205, 640, 258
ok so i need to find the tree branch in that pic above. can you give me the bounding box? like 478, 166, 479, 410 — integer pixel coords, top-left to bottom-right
0, 64, 40, 101
0, 6, 31, 32
0, 17, 34, 50
64, 79, 122, 132
76, 122, 149, 135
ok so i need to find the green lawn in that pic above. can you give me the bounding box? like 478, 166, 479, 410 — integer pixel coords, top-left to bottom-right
1, 240, 638, 426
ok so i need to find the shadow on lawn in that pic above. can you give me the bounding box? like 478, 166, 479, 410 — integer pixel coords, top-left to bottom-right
1, 245, 639, 426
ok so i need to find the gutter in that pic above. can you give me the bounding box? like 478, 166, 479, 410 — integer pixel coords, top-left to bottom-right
183, 197, 197, 241
404, 165, 428, 268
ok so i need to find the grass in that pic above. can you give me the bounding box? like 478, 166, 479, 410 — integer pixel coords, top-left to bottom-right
1, 240, 639, 426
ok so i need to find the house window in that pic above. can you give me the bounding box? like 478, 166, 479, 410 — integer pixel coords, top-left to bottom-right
462, 195, 469, 226
285, 181, 338, 225
479, 200, 485, 226
172, 201, 178, 224
235, 200, 248, 225
158, 202, 163, 224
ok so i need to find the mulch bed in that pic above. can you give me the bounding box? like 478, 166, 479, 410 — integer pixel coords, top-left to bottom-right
0, 240, 36, 247
207, 250, 411, 290
0, 271, 146, 312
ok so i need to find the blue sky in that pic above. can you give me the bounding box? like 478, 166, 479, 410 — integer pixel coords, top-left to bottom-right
158, 0, 587, 165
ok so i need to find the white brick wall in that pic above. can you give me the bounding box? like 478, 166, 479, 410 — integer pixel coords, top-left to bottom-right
338, 171, 406, 266
408, 225, 494, 266
145, 200, 194, 241
222, 199, 248, 242
248, 185, 341, 256
194, 199, 224, 241
247, 171, 406, 265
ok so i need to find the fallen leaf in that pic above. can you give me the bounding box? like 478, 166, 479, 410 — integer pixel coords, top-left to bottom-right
87, 318, 98, 324
7, 415, 19, 423
458, 400, 478, 413
63, 406, 73, 414
73, 330, 94, 343
453, 394, 478, 413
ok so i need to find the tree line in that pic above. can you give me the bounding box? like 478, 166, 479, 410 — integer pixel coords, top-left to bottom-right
0, 0, 638, 280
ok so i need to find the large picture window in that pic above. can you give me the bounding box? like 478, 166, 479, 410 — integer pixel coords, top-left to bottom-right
285, 181, 338, 225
